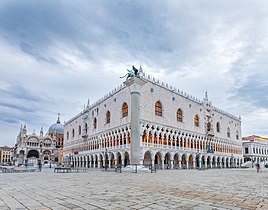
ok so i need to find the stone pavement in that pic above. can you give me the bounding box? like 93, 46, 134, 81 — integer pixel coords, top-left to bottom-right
0, 168, 267, 210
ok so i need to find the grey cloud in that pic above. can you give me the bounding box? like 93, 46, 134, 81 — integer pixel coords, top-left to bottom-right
231, 75, 268, 109
0, 84, 48, 103
0, 102, 35, 113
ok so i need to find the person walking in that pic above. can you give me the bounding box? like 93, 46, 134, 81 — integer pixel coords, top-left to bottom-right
256, 163, 260, 173
38, 161, 42, 172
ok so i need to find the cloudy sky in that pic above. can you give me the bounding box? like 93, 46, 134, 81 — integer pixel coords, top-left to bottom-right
0, 0, 268, 146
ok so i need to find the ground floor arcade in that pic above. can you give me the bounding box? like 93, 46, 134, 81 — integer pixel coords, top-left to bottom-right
63, 147, 243, 170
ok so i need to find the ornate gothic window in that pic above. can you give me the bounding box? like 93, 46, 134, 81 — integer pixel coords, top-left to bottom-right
67, 132, 69, 139
155, 101, 162, 116
72, 129, 75, 137
93, 118, 97, 129
216, 122, 220, 132
122, 102, 128, 118
236, 130, 239, 140
194, 114, 199, 127
106, 111, 111, 124
78, 125, 81, 135
207, 122, 211, 132
85, 123, 88, 134
177, 109, 183, 122
227, 127, 230, 138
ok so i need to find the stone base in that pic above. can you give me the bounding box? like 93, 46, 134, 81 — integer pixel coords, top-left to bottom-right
121, 165, 151, 173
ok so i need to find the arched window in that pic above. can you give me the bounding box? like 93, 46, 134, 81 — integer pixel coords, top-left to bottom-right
177, 109, 183, 122
216, 122, 220, 132
78, 125, 81, 135
207, 122, 211, 132
72, 129, 75, 137
236, 130, 239, 140
194, 114, 199, 127
93, 118, 97, 129
85, 123, 88, 134
67, 132, 69, 140
122, 103, 128, 118
227, 127, 230, 138
155, 101, 162, 116
106, 111, 110, 124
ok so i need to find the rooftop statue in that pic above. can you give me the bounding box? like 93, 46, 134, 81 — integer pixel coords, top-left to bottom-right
120, 65, 140, 80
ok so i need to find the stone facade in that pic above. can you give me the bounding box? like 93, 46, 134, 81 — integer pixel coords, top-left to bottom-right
242, 135, 268, 166
13, 116, 64, 166
63, 71, 243, 169
0, 146, 14, 165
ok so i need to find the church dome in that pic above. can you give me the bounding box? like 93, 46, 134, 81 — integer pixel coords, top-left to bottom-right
48, 115, 64, 135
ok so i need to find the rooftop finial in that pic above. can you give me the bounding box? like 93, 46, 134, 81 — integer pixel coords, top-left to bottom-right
139, 65, 143, 73
87, 99, 90, 108
204, 90, 209, 102
57, 113, 60, 123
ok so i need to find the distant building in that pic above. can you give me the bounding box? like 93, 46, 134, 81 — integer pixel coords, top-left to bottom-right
13, 115, 64, 166
0, 146, 14, 165
63, 70, 243, 169
242, 135, 268, 164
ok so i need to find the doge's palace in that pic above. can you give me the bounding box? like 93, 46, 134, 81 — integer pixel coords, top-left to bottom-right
63, 68, 243, 170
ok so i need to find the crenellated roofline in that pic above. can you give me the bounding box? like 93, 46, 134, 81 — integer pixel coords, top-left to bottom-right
65, 69, 241, 125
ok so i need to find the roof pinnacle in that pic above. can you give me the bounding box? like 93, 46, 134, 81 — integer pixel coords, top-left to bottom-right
57, 113, 60, 123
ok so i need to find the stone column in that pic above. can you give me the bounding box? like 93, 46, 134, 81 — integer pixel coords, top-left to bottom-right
108, 159, 111, 168
199, 160, 202, 169
186, 160, 189, 169
93, 159, 96, 168
151, 158, 155, 168
193, 160, 196, 169
85, 157, 88, 168
178, 157, 182, 169
102, 159, 105, 168
170, 159, 174, 170
210, 160, 213, 169
161, 159, 165, 170
98, 160, 100, 168
124, 77, 146, 164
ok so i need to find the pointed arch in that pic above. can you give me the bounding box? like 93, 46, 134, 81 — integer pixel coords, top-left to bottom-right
93, 118, 97, 129
194, 114, 199, 127
155, 101, 162, 116
106, 111, 111, 124
227, 127, 230, 138
177, 108, 183, 122
72, 129, 75, 137
216, 122, 220, 132
78, 125, 81, 135
122, 102, 128, 118
207, 122, 211, 132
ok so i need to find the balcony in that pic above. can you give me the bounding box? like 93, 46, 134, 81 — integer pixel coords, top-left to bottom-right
82, 129, 88, 138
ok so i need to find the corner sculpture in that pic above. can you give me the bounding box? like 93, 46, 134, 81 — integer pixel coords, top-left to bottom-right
120, 65, 140, 80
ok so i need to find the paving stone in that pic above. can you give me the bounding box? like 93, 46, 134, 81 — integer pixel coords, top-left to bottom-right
0, 168, 267, 209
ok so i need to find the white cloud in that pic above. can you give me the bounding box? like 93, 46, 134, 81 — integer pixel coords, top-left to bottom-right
1, 1, 268, 145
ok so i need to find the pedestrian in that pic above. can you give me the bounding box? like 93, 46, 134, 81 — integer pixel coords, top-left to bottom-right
38, 161, 42, 172
256, 163, 260, 173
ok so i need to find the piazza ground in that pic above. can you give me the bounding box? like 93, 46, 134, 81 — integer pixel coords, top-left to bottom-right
0, 168, 267, 210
